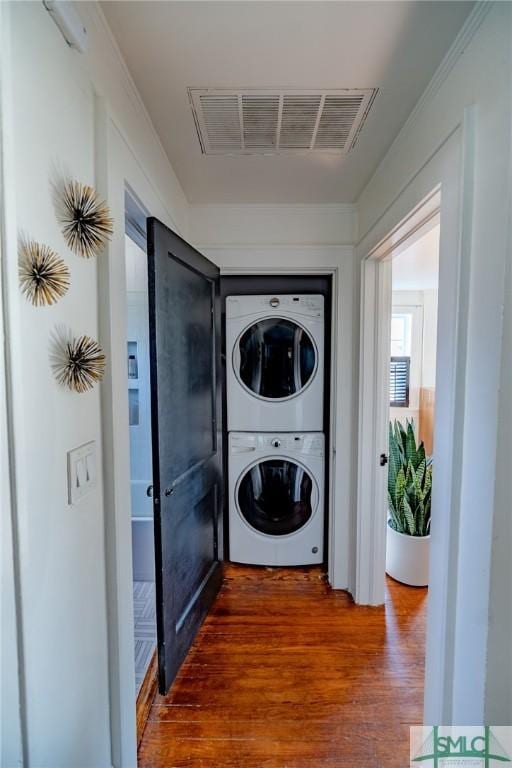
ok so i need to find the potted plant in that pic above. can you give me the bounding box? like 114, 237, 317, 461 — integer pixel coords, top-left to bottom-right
386, 419, 432, 586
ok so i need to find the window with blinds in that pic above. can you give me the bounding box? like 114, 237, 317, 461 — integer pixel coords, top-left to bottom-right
390, 357, 410, 407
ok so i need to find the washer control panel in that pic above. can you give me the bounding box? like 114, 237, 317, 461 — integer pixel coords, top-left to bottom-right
230, 432, 324, 457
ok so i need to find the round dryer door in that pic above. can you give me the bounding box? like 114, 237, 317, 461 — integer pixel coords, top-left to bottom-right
236, 318, 316, 400
237, 459, 314, 536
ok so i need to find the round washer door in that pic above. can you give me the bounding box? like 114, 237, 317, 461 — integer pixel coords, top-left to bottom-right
237, 458, 316, 536
236, 318, 317, 400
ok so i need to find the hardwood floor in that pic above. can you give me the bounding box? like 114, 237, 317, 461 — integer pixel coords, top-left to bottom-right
137, 651, 158, 747
138, 564, 427, 767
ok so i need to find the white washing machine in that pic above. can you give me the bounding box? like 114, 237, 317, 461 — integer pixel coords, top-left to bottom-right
226, 294, 324, 432
229, 432, 325, 566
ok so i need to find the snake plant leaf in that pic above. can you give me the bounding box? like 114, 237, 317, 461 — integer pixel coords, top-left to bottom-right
424, 464, 433, 496
388, 424, 402, 504
395, 467, 406, 512
406, 421, 418, 468
395, 420, 407, 457
405, 460, 416, 496
402, 495, 416, 536
388, 419, 433, 537
388, 491, 401, 529
416, 441, 426, 468
415, 459, 427, 491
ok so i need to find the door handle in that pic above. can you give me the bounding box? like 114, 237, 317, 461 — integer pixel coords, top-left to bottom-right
380, 454, 388, 467
164, 487, 173, 497
146, 484, 153, 497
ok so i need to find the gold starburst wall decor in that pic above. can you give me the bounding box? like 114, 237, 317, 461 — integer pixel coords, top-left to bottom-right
52, 333, 106, 393
19, 240, 70, 306
59, 180, 113, 259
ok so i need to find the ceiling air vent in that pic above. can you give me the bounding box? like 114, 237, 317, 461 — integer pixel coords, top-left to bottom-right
188, 88, 377, 155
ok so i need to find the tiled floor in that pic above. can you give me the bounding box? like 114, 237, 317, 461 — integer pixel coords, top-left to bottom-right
133, 580, 157, 695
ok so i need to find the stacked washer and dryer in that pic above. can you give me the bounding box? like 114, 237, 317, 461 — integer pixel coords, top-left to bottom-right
226, 294, 325, 566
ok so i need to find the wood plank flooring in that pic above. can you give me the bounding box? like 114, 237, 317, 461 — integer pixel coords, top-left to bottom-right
138, 564, 427, 767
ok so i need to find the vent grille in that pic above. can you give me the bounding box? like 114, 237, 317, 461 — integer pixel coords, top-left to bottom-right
315, 95, 364, 149
200, 95, 241, 150
280, 95, 321, 148
189, 88, 377, 155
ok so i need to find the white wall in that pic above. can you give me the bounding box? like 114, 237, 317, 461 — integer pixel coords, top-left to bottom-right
0, 4, 24, 765
357, 2, 512, 725
1, 3, 190, 766
485, 237, 512, 725
8, 6, 110, 764
422, 289, 438, 388
190, 203, 357, 247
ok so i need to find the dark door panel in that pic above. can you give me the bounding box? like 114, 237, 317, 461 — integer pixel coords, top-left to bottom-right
148, 218, 223, 693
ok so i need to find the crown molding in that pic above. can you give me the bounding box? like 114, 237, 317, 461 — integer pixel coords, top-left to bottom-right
189, 203, 357, 216
357, 1, 493, 204
88, 4, 169, 170
84, 3, 188, 221
197, 243, 353, 251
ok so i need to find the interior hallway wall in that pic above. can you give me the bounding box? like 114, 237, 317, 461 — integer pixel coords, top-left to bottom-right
2, 3, 190, 766
422, 289, 438, 389
357, 1, 512, 725
485, 238, 512, 725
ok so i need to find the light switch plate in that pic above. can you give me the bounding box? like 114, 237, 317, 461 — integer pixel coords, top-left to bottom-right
67, 441, 96, 504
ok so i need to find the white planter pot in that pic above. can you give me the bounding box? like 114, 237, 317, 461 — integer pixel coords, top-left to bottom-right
386, 522, 430, 587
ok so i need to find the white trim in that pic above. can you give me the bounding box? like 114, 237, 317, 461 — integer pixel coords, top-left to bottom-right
195, 244, 350, 252
355, 108, 496, 726
96, 98, 189, 768
191, 204, 357, 216
355, 257, 392, 605
0, 3, 26, 763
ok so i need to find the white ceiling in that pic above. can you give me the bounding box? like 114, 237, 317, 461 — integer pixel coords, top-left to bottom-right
392, 225, 440, 291
102, 1, 474, 204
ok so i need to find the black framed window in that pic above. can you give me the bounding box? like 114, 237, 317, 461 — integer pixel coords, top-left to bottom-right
390, 356, 410, 407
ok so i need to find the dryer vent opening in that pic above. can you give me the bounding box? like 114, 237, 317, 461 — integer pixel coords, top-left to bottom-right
188, 88, 378, 155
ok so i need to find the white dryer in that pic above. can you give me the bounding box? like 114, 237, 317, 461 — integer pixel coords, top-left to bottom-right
226, 294, 324, 432
229, 432, 325, 566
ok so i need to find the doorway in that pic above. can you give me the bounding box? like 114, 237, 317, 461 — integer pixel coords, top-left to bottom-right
124, 192, 160, 746
386, 220, 440, 586
124, 231, 157, 696
219, 274, 332, 566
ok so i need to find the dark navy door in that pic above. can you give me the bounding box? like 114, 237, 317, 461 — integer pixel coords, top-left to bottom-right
147, 217, 223, 693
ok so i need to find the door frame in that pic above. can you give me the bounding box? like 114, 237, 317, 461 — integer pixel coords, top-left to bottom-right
356, 189, 441, 607
0, 4, 25, 757
220, 265, 341, 589
95, 99, 191, 766
355, 107, 503, 725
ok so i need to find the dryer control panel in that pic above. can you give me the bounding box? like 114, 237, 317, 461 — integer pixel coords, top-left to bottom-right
229, 432, 324, 457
